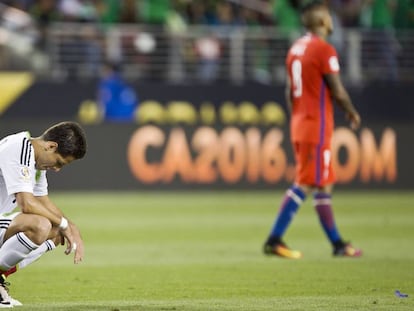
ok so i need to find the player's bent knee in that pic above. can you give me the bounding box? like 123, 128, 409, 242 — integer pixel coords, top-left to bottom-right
34, 216, 52, 235
6, 214, 53, 244
25, 215, 53, 244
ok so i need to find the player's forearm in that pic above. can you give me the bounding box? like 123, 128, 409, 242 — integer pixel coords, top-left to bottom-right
16, 193, 63, 227
324, 73, 358, 115
334, 90, 358, 116
37, 196, 64, 219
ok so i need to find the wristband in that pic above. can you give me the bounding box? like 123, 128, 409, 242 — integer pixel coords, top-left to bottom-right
59, 217, 68, 230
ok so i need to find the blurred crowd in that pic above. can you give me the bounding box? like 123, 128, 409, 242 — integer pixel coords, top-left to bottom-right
0, 0, 412, 85
0, 0, 411, 122
2, 0, 413, 31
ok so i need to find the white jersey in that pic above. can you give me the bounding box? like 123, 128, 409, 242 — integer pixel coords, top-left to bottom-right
0, 131, 48, 214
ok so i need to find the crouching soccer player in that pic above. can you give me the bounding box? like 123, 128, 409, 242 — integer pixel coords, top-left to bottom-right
0, 121, 87, 307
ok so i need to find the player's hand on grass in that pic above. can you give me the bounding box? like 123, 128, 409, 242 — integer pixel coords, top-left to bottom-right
60, 224, 84, 264
72, 238, 84, 264
64, 236, 84, 264
67, 223, 84, 264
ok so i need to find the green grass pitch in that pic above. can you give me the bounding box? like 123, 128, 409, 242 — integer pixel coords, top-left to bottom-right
8, 190, 414, 310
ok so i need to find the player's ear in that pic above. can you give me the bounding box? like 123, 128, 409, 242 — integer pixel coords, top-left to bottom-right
318, 15, 326, 27
45, 141, 58, 152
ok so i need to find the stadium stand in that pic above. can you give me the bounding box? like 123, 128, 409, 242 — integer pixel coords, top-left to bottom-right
0, 0, 412, 85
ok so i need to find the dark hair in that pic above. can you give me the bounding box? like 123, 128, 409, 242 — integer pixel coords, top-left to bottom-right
42, 121, 87, 159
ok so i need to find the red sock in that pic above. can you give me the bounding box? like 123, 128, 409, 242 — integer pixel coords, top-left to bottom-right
3, 266, 17, 277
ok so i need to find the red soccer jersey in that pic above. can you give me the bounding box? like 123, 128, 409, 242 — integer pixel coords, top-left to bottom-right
286, 33, 340, 145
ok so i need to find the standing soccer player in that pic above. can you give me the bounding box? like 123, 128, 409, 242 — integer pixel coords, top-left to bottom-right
263, 1, 362, 259
0, 121, 87, 307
